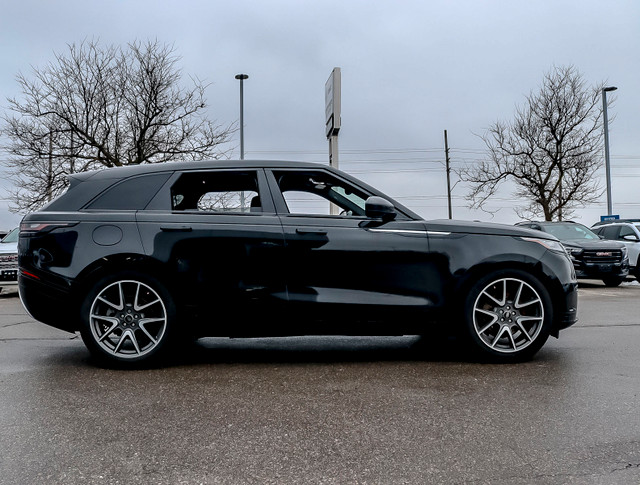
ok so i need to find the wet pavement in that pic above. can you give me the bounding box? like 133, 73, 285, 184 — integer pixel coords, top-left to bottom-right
1, 281, 640, 484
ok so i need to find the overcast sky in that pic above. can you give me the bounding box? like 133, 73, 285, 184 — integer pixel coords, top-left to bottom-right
1, 0, 638, 230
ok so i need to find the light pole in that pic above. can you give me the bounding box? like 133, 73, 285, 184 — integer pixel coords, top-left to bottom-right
235, 74, 249, 160
235, 74, 249, 211
602, 86, 617, 216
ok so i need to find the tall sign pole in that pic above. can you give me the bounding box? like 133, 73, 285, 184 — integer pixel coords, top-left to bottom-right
325, 68, 341, 215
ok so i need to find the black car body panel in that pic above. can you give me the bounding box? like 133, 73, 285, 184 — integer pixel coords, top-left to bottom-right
19, 160, 578, 361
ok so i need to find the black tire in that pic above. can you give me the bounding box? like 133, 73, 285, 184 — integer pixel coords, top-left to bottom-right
462, 269, 553, 362
79, 271, 177, 366
602, 276, 624, 287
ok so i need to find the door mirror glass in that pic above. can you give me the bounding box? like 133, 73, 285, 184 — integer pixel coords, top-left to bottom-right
365, 196, 396, 221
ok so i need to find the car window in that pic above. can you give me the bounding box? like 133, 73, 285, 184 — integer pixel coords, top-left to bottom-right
601, 225, 620, 240
273, 170, 369, 217
86, 173, 173, 210
619, 225, 637, 239
540, 223, 599, 240
171, 170, 262, 213
1, 228, 18, 243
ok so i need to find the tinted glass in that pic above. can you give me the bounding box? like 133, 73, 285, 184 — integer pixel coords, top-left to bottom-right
87, 173, 172, 210
273, 170, 369, 216
539, 223, 599, 240
601, 226, 620, 239
171, 170, 261, 213
1, 228, 19, 243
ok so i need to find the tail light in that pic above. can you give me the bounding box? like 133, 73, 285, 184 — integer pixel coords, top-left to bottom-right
19, 222, 77, 235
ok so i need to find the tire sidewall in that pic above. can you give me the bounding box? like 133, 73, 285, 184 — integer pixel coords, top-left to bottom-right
462, 269, 553, 362
79, 271, 177, 366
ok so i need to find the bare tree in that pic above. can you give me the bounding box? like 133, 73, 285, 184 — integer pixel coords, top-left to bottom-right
2, 39, 234, 213
462, 66, 607, 221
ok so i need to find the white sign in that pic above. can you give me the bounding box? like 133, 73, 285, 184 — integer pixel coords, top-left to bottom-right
325, 67, 341, 138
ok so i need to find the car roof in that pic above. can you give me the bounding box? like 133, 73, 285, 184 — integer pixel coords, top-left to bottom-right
70, 160, 330, 184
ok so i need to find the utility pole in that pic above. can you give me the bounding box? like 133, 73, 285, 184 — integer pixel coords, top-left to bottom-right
444, 130, 452, 219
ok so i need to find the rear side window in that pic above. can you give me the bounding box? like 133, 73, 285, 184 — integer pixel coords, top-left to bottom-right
86, 173, 172, 210
170, 170, 262, 213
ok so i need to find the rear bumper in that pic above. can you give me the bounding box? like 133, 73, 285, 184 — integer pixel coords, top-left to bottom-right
18, 273, 77, 333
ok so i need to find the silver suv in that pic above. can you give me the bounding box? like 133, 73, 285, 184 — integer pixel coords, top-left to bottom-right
592, 222, 640, 279
0, 228, 18, 292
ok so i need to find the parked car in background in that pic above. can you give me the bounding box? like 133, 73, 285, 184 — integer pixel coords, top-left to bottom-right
591, 222, 640, 279
592, 218, 640, 227
19, 160, 578, 365
515, 221, 629, 286
0, 228, 19, 292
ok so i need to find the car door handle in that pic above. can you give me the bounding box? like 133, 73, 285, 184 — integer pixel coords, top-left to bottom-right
296, 228, 328, 236
160, 225, 193, 232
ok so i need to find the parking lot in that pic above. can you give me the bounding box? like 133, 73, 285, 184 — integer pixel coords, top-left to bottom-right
1, 280, 640, 484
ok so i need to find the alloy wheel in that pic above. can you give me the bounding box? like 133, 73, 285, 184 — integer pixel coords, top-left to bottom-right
472, 277, 544, 354
89, 280, 168, 359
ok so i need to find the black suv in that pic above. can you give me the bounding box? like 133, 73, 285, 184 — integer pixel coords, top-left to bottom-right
516, 221, 629, 286
19, 160, 578, 365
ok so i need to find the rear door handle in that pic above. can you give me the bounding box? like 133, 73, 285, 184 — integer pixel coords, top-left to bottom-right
160, 225, 193, 232
296, 228, 328, 236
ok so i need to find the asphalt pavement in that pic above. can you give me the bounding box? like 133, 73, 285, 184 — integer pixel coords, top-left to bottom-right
1, 281, 640, 484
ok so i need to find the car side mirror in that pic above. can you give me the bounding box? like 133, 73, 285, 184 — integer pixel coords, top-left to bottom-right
365, 196, 397, 221
598, 235, 604, 239
623, 235, 640, 242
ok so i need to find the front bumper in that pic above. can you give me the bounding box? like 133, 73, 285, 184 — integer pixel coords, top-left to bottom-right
573, 259, 629, 279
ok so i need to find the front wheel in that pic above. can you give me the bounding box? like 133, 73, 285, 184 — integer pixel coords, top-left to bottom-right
463, 270, 553, 362
79, 272, 176, 366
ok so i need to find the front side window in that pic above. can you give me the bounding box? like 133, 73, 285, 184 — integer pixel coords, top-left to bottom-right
171, 170, 261, 213
273, 170, 369, 217
619, 225, 636, 239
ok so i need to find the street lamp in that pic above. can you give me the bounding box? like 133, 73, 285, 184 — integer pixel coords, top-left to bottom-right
235, 74, 249, 160
602, 86, 617, 216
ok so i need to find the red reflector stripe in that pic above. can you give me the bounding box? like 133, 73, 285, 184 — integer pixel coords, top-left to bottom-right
20, 270, 40, 280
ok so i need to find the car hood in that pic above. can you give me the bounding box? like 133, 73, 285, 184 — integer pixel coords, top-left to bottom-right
560, 239, 626, 250
423, 219, 556, 239
0, 242, 18, 254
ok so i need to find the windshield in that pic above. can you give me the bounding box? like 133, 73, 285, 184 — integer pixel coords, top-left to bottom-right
540, 223, 599, 240
1, 228, 18, 243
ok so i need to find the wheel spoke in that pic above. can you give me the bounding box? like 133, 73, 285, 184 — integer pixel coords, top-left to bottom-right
517, 316, 543, 323
505, 327, 517, 350
490, 326, 507, 348
91, 315, 119, 341
482, 280, 506, 306
134, 298, 161, 311
139, 318, 164, 343
514, 321, 533, 342
515, 297, 541, 309
97, 295, 123, 311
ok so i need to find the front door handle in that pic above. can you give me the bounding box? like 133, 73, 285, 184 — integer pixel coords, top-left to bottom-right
296, 228, 328, 236
160, 225, 193, 232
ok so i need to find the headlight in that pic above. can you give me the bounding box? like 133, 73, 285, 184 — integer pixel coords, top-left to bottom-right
565, 247, 584, 257
621, 246, 628, 257
521, 237, 567, 254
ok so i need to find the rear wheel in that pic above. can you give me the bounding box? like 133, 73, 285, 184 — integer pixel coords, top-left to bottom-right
79, 272, 176, 366
463, 270, 553, 362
